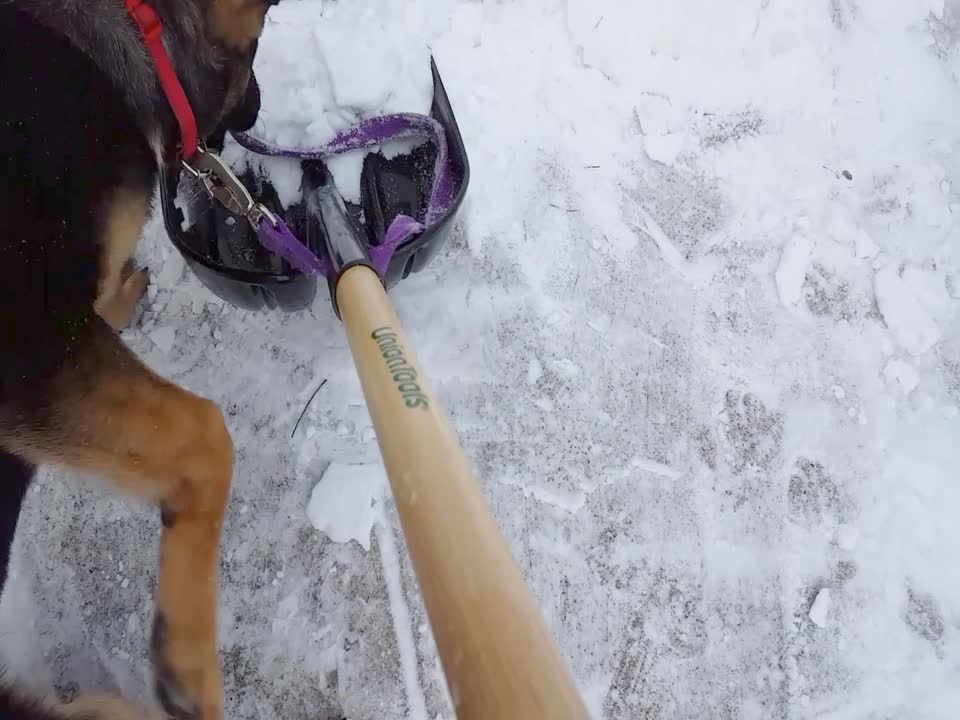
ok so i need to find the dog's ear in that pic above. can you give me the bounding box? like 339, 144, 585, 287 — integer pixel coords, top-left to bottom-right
206, 0, 275, 52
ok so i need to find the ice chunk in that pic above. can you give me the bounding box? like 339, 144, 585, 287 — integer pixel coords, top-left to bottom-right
644, 133, 687, 166
149, 326, 176, 354
809, 588, 832, 628
157, 252, 184, 288
875, 266, 942, 355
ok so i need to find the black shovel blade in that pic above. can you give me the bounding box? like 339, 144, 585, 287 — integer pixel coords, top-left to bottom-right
158, 56, 470, 312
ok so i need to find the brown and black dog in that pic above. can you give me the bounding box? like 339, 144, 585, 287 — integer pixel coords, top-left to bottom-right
0, 2, 283, 720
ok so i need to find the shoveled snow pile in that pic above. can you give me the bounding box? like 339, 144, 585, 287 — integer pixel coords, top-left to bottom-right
1, 1, 959, 719
220, 0, 435, 205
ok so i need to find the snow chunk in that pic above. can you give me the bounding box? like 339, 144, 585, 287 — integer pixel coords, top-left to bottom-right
874, 266, 942, 355
252, 3, 432, 149
157, 252, 185, 288
326, 153, 366, 204
854, 230, 880, 260
644, 133, 687, 166
883, 359, 920, 394
526, 357, 543, 385
837, 524, 859, 552
775, 236, 811, 307
809, 588, 832, 628
149, 326, 176, 354
634, 96, 675, 136
548, 358, 580, 378
306, 463, 386, 552
902, 265, 954, 321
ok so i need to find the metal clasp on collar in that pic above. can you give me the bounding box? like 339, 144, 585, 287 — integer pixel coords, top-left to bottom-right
182, 142, 278, 230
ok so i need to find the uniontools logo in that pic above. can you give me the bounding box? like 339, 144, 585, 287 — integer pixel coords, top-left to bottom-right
371, 327, 429, 410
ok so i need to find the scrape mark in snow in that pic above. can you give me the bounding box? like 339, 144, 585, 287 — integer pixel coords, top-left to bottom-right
629, 456, 683, 479
775, 236, 811, 307
637, 208, 700, 283
376, 519, 428, 720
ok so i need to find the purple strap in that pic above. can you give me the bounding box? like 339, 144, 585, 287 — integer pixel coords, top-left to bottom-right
234, 113, 453, 227
256, 215, 330, 276
232, 113, 451, 281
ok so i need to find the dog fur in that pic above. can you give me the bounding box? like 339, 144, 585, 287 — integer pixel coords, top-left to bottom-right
0, 2, 281, 720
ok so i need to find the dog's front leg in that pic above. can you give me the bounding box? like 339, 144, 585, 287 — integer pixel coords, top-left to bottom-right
3, 319, 232, 720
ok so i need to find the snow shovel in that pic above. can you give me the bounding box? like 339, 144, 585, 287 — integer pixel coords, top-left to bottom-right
160, 58, 591, 719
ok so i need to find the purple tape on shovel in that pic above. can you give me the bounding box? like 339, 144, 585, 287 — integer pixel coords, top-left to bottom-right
369, 214, 425, 276
256, 215, 330, 277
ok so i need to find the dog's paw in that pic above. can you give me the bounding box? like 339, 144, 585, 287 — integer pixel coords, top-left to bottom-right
151, 612, 223, 720
97, 266, 150, 331
121, 267, 149, 311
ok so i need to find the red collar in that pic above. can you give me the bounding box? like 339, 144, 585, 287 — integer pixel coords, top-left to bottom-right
123, 0, 199, 161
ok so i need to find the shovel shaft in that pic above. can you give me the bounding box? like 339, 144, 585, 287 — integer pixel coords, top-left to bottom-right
335, 265, 591, 720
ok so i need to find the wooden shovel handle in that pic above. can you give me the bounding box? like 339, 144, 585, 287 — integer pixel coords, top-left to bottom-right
336, 265, 591, 720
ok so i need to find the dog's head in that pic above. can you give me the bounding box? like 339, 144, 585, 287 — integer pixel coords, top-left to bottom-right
189, 0, 281, 141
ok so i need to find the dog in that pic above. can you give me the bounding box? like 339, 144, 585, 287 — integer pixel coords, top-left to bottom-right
0, 1, 282, 719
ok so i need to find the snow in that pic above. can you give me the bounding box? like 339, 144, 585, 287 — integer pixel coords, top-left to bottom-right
775, 235, 812, 307
875, 264, 944, 356
3, 1, 960, 719
884, 359, 921, 395
837, 524, 859, 553
526, 357, 543, 385
219, 0, 434, 204
854, 229, 880, 260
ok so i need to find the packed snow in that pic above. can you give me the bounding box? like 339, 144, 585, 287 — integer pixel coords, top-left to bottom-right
2, 0, 960, 719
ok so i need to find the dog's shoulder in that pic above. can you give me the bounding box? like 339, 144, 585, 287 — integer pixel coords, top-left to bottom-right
0, 681, 160, 720
0, 3, 156, 382
0, 682, 61, 720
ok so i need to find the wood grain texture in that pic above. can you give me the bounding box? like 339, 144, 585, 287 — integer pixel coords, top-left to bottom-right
336, 265, 591, 720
